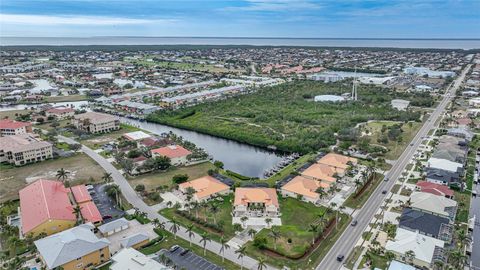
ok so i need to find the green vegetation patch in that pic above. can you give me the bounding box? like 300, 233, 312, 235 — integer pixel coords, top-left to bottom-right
344, 173, 384, 209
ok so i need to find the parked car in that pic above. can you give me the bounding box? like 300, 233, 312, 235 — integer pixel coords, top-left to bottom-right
170, 245, 180, 252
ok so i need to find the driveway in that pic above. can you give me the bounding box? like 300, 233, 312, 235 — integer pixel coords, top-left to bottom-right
58, 135, 276, 270
106, 219, 156, 254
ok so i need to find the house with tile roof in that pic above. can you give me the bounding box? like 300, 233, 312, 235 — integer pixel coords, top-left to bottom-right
34, 224, 110, 270
233, 188, 279, 217
416, 181, 454, 199
280, 175, 329, 204
71, 185, 102, 225
19, 179, 76, 237
0, 119, 32, 136
151, 145, 192, 165
178, 175, 231, 202
301, 163, 339, 185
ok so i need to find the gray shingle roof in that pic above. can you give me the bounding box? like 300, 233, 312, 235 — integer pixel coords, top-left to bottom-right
399, 208, 450, 238
120, 233, 150, 248
98, 217, 129, 234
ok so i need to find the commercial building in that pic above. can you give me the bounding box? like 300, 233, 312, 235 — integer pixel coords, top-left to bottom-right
178, 175, 231, 202
0, 119, 32, 136
34, 224, 110, 270
233, 188, 279, 217
19, 179, 76, 237
0, 134, 53, 166
73, 112, 120, 134
391, 99, 410, 111
151, 145, 192, 166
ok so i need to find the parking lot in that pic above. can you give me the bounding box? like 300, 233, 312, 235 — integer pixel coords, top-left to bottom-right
157, 246, 224, 270
91, 184, 125, 223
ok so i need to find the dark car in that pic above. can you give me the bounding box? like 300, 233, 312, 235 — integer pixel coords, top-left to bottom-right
337, 255, 345, 262
384, 177, 389, 182
382, 190, 387, 194
180, 249, 190, 256
351, 220, 358, 226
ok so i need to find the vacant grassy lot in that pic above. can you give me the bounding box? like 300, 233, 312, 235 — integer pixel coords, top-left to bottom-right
244, 197, 351, 269
455, 191, 471, 223
0, 153, 106, 202
148, 81, 423, 154
0, 110, 29, 120
360, 120, 422, 160
79, 124, 141, 149
160, 194, 234, 242
344, 173, 384, 209
127, 162, 215, 191
45, 95, 89, 103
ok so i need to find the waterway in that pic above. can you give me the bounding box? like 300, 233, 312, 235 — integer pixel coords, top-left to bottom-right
0, 101, 284, 178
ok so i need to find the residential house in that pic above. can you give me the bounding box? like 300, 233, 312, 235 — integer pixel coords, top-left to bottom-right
399, 208, 453, 242
447, 127, 474, 142
98, 217, 129, 236
151, 145, 192, 166
73, 112, 120, 134
416, 181, 454, 199
123, 131, 151, 142
425, 168, 461, 187
0, 134, 53, 165
300, 163, 339, 188
385, 228, 445, 269
19, 179, 76, 237
0, 119, 32, 136
110, 248, 171, 270
280, 175, 329, 204
233, 188, 279, 217
34, 224, 110, 270
120, 233, 150, 249
45, 107, 75, 120
388, 260, 418, 270
316, 153, 357, 176
409, 192, 457, 221
178, 175, 231, 202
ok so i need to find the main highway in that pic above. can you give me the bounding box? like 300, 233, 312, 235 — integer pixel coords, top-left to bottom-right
316, 64, 472, 270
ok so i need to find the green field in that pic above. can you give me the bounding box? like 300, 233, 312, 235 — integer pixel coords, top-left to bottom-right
343, 173, 384, 209
148, 81, 424, 154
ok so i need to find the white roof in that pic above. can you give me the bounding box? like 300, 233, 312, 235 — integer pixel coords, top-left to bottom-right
124, 131, 151, 141
111, 248, 171, 270
388, 260, 417, 270
385, 228, 444, 265
34, 224, 110, 269
314, 95, 345, 102
98, 217, 129, 233
410, 191, 457, 218
427, 157, 462, 172
120, 233, 150, 248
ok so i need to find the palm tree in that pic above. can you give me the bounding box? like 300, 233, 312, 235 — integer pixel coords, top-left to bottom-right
210, 204, 219, 224
308, 224, 319, 245
404, 250, 415, 265
169, 219, 180, 240
248, 228, 257, 239
235, 245, 247, 270
269, 227, 281, 250
186, 223, 195, 247
330, 202, 338, 230
102, 172, 113, 183
166, 201, 173, 208
265, 218, 272, 228
315, 187, 327, 200
152, 218, 160, 228
7, 236, 21, 258
200, 232, 211, 256
447, 248, 467, 268
219, 236, 230, 262
240, 216, 249, 227
72, 205, 83, 224
107, 184, 121, 207
257, 257, 267, 270
56, 168, 70, 184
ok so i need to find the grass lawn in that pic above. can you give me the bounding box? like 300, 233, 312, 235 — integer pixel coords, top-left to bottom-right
128, 162, 215, 191
359, 251, 390, 270
79, 124, 141, 149
345, 246, 364, 269
264, 153, 316, 184
361, 121, 422, 160
0, 153, 106, 202
35, 119, 71, 131
0, 110, 30, 120
244, 197, 351, 269
455, 190, 471, 223
45, 95, 88, 103
160, 194, 235, 242
344, 173, 384, 209
391, 184, 401, 194
140, 229, 241, 270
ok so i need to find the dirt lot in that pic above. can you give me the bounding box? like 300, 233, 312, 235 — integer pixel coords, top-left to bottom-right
0, 153, 106, 202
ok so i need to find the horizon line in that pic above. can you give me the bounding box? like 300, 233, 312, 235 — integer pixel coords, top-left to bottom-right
2, 36, 480, 40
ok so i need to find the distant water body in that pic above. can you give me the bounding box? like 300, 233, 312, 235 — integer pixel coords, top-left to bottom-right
1, 37, 479, 49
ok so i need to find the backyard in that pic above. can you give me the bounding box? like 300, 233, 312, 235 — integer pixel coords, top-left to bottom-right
244, 197, 351, 269
0, 153, 106, 202
148, 81, 424, 154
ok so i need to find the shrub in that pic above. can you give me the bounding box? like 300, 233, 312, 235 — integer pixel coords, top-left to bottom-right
135, 184, 146, 192
172, 174, 189, 184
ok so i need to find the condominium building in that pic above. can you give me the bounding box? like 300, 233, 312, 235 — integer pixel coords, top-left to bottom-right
73, 112, 120, 133
45, 107, 75, 120
0, 134, 53, 166
233, 188, 279, 217
0, 119, 32, 136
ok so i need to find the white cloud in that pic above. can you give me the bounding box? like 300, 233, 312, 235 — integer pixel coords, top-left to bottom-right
225, 0, 321, 12
0, 14, 177, 26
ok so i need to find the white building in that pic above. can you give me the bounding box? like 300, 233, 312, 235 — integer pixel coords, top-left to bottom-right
73, 112, 120, 134
0, 134, 53, 166
391, 99, 410, 111
314, 95, 345, 102
111, 248, 171, 270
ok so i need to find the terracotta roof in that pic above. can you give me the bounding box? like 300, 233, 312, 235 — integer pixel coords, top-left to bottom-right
301, 163, 339, 182
79, 201, 103, 224
151, 145, 191, 158
71, 185, 92, 204
46, 107, 75, 114
317, 153, 357, 170
179, 176, 230, 200
0, 119, 32, 129
281, 176, 329, 200
234, 188, 279, 207
416, 181, 454, 197
19, 179, 75, 235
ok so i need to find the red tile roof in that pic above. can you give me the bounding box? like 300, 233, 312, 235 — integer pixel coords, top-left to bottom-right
79, 201, 103, 224
151, 145, 192, 158
19, 180, 75, 235
0, 119, 32, 129
71, 185, 92, 204
416, 181, 454, 197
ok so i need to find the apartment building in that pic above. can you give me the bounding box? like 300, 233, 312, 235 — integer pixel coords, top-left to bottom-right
73, 112, 120, 134
0, 119, 32, 136
0, 134, 53, 166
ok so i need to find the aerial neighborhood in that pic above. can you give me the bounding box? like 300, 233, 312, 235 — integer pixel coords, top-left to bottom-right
0, 45, 479, 270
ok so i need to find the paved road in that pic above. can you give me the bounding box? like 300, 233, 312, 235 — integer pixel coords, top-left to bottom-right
58, 135, 276, 270
315, 64, 472, 270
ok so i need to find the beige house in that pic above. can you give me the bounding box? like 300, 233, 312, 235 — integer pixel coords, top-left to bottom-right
0, 119, 32, 136
233, 188, 279, 217
151, 145, 192, 166
0, 134, 53, 166
281, 175, 329, 204
178, 175, 231, 202
73, 112, 120, 133
45, 107, 75, 120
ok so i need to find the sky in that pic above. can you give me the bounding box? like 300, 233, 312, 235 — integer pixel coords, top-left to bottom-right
0, 0, 479, 38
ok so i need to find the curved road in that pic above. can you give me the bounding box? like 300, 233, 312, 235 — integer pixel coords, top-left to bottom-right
315, 64, 472, 270
58, 135, 276, 270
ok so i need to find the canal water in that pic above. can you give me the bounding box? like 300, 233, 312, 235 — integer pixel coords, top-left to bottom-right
0, 101, 284, 178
